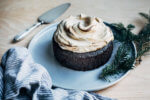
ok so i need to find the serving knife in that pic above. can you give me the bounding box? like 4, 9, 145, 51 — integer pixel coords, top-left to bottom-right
13, 3, 70, 42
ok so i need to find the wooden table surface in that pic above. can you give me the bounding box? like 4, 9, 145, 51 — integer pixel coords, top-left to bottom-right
0, 0, 150, 100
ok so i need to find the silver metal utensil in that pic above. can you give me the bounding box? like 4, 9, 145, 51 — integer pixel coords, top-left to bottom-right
13, 3, 70, 42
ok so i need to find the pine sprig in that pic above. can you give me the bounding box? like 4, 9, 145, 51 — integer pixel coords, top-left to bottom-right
136, 11, 150, 57
100, 43, 134, 79
111, 23, 137, 42
100, 11, 150, 79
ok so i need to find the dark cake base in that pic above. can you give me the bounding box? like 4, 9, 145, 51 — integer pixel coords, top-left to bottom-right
52, 38, 113, 71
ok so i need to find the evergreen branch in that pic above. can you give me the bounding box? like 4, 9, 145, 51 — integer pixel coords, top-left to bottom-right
136, 11, 150, 57
100, 11, 150, 79
100, 43, 134, 79
111, 23, 137, 42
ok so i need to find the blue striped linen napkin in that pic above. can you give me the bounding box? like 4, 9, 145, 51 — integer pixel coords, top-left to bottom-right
0, 47, 115, 100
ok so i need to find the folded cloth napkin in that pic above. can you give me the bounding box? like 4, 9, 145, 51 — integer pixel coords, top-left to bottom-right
0, 47, 115, 100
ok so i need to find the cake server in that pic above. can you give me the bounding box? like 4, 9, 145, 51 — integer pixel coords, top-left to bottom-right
13, 3, 70, 42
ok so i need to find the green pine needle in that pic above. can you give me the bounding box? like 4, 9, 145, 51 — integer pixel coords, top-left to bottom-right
139, 11, 150, 22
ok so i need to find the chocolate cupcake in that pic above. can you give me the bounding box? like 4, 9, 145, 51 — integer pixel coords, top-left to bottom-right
53, 14, 114, 71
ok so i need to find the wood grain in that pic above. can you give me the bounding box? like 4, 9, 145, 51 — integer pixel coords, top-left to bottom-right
0, 0, 150, 100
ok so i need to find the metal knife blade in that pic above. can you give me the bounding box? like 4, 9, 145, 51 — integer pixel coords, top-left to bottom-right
38, 3, 71, 24
13, 3, 70, 42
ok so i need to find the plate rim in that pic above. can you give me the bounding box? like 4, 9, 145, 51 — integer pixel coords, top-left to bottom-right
28, 22, 137, 91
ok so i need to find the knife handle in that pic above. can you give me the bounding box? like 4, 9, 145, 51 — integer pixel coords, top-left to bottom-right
13, 21, 43, 42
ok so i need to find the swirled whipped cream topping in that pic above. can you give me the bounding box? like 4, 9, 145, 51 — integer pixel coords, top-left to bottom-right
54, 14, 114, 53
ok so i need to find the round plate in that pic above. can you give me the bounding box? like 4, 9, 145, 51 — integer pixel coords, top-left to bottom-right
28, 23, 137, 91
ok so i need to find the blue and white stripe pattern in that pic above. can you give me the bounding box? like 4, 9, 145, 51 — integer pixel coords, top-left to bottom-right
0, 47, 115, 100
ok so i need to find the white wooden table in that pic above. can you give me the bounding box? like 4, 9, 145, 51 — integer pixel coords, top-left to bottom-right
0, 0, 150, 99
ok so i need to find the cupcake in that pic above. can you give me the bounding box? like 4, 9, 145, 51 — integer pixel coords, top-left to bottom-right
53, 14, 114, 71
